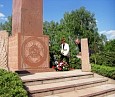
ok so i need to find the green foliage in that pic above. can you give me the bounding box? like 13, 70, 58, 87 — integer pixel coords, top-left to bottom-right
0, 16, 12, 36
90, 39, 115, 66
90, 51, 115, 67
61, 7, 106, 53
0, 69, 28, 97
104, 39, 115, 52
43, 7, 102, 68
70, 55, 81, 69
92, 64, 115, 79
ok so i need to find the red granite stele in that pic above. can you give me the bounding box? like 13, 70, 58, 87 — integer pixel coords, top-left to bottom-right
8, 0, 54, 73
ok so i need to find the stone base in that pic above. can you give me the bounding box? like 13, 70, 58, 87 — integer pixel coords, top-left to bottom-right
21, 68, 55, 73
15, 68, 55, 76
8, 33, 50, 72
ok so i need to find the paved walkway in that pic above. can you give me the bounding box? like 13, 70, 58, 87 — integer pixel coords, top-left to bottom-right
94, 73, 115, 84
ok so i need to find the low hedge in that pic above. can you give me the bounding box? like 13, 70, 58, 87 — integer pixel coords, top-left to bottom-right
90, 52, 115, 67
0, 69, 28, 97
91, 64, 115, 80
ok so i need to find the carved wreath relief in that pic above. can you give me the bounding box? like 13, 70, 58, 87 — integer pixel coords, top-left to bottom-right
22, 37, 47, 67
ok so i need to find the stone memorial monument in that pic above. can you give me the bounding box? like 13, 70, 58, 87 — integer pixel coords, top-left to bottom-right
8, 0, 51, 72
81, 38, 91, 72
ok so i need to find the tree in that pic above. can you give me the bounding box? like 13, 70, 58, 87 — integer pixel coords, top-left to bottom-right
60, 7, 104, 53
43, 7, 102, 68
0, 16, 12, 36
90, 39, 115, 66
104, 39, 115, 52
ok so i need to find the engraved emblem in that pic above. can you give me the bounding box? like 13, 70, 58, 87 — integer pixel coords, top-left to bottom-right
22, 37, 47, 67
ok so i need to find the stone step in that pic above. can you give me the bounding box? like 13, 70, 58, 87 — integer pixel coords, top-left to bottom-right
26, 77, 108, 97
44, 84, 115, 97
21, 70, 93, 86
105, 94, 115, 97
25, 68, 56, 73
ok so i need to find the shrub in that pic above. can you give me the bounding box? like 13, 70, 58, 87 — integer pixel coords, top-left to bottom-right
91, 64, 115, 79
0, 69, 28, 97
50, 51, 81, 70
90, 51, 115, 67
69, 55, 81, 69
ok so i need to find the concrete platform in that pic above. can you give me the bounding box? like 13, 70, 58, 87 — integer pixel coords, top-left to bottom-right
21, 70, 93, 81
21, 70, 93, 86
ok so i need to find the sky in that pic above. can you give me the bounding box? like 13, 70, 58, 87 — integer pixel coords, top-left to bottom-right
0, 0, 115, 40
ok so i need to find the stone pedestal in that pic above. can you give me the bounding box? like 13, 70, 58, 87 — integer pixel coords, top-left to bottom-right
81, 38, 91, 72
8, 33, 50, 72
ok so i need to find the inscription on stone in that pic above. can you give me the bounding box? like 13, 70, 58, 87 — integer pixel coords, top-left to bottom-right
22, 37, 47, 67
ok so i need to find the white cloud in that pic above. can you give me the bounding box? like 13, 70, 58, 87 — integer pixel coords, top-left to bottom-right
0, 13, 7, 22
0, 4, 4, 7
0, 17, 8, 21
0, 13, 5, 17
99, 30, 115, 40
96, 20, 98, 23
